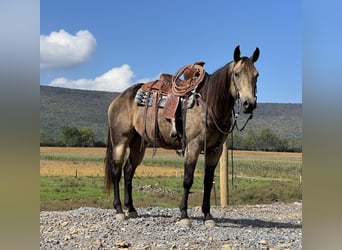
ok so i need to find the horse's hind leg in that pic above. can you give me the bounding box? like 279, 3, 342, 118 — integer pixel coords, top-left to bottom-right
110, 142, 127, 220
123, 134, 146, 218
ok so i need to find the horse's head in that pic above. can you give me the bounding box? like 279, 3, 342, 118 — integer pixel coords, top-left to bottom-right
231, 46, 260, 114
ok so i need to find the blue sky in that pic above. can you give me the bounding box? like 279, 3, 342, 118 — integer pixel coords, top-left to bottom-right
40, 0, 301, 103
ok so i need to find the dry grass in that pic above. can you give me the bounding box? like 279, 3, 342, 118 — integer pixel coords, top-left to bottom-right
40, 147, 105, 154
40, 160, 103, 177
40, 147, 302, 178
40, 146, 301, 157
40, 147, 189, 177
40, 147, 187, 177
40, 160, 185, 178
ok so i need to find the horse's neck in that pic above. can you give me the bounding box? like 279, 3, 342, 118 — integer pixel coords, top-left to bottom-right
204, 68, 235, 123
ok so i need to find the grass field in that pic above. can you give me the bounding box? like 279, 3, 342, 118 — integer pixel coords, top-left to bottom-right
40, 147, 302, 211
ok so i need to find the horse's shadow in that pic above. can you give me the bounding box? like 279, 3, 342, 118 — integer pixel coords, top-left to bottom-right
133, 213, 302, 229
204, 217, 301, 229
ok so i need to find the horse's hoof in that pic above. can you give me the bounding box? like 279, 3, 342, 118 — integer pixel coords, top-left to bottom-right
204, 219, 216, 227
177, 218, 192, 227
115, 213, 126, 221
126, 211, 138, 219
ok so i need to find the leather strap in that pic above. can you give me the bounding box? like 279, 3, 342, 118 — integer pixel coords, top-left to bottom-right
171, 63, 205, 96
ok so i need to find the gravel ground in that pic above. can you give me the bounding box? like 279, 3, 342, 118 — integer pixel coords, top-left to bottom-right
40, 202, 302, 250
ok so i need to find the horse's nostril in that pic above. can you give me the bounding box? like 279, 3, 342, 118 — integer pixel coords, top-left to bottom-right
243, 100, 250, 109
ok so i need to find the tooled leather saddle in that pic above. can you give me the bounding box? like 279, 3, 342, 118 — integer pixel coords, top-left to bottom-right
135, 62, 205, 153
135, 62, 205, 116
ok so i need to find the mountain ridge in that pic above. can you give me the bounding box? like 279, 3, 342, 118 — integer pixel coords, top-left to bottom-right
40, 85, 302, 145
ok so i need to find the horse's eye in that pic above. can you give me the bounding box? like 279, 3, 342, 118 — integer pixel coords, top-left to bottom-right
234, 72, 240, 77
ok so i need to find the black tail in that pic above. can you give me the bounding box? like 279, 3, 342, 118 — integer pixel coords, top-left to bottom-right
104, 128, 113, 194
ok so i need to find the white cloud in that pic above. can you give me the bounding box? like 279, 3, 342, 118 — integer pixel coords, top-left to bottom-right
49, 64, 136, 92
40, 29, 96, 69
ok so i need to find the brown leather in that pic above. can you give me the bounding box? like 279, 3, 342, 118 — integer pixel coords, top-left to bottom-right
151, 91, 159, 155
163, 93, 179, 119
139, 62, 206, 148
141, 62, 205, 98
159, 74, 173, 85
171, 62, 205, 96
183, 62, 205, 79
141, 79, 171, 96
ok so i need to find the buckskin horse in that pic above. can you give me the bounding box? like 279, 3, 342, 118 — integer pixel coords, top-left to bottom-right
104, 46, 260, 227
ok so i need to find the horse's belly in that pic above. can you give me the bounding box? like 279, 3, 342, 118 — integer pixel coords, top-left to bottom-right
133, 104, 208, 150
133, 107, 182, 149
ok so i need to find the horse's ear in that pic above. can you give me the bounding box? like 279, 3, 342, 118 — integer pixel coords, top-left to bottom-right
251, 47, 260, 63
234, 45, 241, 62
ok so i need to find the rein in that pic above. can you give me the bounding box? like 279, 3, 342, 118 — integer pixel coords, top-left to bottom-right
206, 97, 254, 135
204, 69, 254, 135
232, 100, 254, 132
202, 72, 255, 191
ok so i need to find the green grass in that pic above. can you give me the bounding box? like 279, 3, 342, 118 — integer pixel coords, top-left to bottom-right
40, 150, 204, 168
40, 149, 302, 211
40, 175, 302, 211
41, 176, 109, 210
141, 152, 205, 168
233, 158, 302, 179
40, 153, 104, 162
228, 178, 301, 205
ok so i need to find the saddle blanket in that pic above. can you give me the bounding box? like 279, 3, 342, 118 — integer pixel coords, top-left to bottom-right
134, 88, 196, 109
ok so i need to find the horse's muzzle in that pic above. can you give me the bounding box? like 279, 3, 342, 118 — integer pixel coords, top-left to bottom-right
242, 97, 257, 114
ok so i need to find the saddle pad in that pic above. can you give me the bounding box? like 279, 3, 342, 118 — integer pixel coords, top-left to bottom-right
134, 88, 195, 109
135, 88, 161, 107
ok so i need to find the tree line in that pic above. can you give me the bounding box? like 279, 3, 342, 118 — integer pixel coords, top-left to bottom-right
229, 128, 301, 152
40, 126, 105, 147
40, 126, 301, 152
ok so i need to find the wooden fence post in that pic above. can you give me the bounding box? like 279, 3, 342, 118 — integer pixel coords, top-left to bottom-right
219, 141, 228, 206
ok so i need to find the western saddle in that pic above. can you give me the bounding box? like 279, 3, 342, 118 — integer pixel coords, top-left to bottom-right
135, 62, 206, 152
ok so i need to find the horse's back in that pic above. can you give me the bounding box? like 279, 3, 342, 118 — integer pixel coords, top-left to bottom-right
108, 84, 142, 136
108, 84, 142, 113
108, 82, 206, 149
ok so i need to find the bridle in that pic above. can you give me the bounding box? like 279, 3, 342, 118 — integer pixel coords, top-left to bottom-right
232, 98, 254, 132
203, 69, 256, 190
206, 70, 255, 135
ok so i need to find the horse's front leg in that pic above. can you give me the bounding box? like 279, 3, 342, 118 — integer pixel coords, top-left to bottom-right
179, 161, 196, 221
178, 144, 201, 226
202, 146, 223, 227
